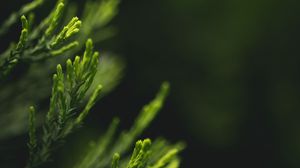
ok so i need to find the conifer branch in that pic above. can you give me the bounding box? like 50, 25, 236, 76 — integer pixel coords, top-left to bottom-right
0, 1, 185, 168
107, 138, 184, 168
27, 39, 101, 168
74, 82, 184, 168
0, 1, 81, 81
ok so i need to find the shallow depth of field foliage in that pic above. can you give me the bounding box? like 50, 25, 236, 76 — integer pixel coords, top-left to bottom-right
0, 0, 184, 167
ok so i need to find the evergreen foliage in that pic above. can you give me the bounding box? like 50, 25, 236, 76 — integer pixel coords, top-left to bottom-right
0, 1, 81, 80
0, 0, 184, 167
0, 0, 122, 139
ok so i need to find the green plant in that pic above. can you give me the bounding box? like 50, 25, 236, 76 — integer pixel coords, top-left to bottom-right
0, 0, 122, 139
0, 0, 184, 167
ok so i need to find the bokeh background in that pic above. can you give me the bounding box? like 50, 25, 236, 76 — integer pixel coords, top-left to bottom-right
113, 0, 300, 167
2, 0, 300, 167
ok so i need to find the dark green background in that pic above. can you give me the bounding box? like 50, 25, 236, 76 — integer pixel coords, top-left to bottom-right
2, 0, 300, 167
114, 0, 300, 167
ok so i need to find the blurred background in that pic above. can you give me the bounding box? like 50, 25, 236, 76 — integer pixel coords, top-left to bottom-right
2, 0, 300, 167
112, 0, 300, 167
